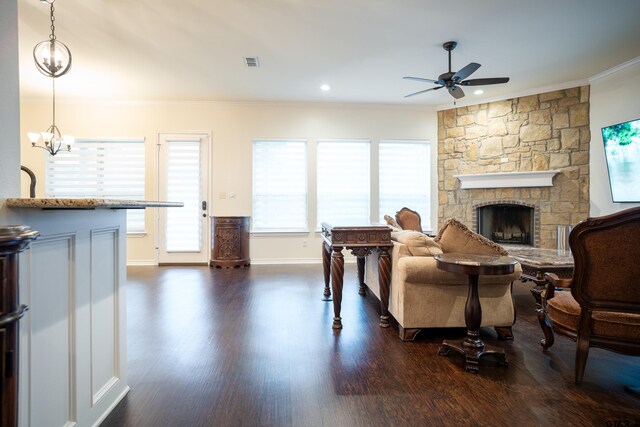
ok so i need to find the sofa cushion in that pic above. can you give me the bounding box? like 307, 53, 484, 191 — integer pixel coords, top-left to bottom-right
393, 230, 443, 257
435, 218, 509, 256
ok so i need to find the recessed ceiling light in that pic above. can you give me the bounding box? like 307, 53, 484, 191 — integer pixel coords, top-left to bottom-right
474, 89, 484, 95
320, 84, 331, 92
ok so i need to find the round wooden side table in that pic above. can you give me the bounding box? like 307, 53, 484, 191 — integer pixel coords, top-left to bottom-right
434, 252, 518, 373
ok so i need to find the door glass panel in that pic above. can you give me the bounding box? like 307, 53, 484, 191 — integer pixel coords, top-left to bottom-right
166, 141, 201, 252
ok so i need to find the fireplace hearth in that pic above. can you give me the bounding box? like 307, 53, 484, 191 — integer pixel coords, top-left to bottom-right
476, 204, 535, 246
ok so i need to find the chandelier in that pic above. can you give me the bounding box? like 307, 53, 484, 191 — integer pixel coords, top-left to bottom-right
27, 0, 74, 156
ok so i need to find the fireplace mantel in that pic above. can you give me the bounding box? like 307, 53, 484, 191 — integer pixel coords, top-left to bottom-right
455, 170, 560, 189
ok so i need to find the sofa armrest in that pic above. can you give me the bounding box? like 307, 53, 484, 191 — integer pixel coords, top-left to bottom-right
397, 256, 522, 285
391, 240, 414, 259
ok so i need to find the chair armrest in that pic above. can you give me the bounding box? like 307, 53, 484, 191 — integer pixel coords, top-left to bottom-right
543, 272, 572, 288
542, 272, 572, 302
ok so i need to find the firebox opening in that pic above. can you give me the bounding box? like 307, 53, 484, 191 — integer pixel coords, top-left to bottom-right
477, 204, 534, 246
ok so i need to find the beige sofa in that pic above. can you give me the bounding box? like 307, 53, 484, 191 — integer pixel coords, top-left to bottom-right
366, 218, 522, 341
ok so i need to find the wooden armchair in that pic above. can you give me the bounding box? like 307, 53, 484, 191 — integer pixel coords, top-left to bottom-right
395, 207, 422, 232
537, 207, 640, 389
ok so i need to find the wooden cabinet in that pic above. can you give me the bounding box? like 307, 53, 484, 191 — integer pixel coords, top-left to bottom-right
210, 216, 250, 268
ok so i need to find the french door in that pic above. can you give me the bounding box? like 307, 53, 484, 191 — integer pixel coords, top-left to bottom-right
157, 133, 210, 264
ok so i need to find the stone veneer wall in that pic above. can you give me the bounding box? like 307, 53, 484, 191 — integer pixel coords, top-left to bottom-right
437, 86, 590, 248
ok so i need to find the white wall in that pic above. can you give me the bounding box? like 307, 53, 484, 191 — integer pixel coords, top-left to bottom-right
20, 100, 437, 263
0, 0, 20, 221
589, 58, 640, 216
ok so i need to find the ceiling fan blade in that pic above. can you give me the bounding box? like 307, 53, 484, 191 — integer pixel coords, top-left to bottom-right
403, 76, 438, 83
404, 86, 443, 98
460, 77, 510, 86
452, 62, 480, 82
448, 85, 465, 99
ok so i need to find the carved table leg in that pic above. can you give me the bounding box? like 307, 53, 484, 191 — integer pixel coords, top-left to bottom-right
330, 247, 344, 329
530, 285, 545, 308
439, 274, 507, 372
378, 247, 391, 328
357, 256, 366, 295
322, 242, 331, 301
463, 274, 483, 348
537, 306, 555, 350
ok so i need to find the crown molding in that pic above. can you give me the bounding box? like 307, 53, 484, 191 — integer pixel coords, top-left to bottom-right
589, 56, 640, 82
19, 96, 436, 112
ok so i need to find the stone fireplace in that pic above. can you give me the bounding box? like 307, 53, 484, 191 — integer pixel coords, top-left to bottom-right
437, 86, 591, 248
473, 202, 538, 246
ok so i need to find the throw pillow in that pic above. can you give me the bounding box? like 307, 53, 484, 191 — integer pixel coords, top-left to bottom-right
393, 230, 443, 257
435, 218, 509, 256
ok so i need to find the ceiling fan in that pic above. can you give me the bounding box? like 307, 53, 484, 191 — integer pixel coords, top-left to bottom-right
404, 41, 509, 100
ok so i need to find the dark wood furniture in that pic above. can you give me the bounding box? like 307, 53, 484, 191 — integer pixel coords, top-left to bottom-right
508, 246, 574, 306
537, 207, 640, 390
0, 226, 39, 427
395, 207, 422, 232
210, 216, 250, 268
435, 252, 518, 373
321, 222, 393, 329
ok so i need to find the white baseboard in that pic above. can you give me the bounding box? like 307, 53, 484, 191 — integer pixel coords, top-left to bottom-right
127, 259, 157, 266
250, 257, 357, 265
128, 258, 358, 266
250, 258, 320, 265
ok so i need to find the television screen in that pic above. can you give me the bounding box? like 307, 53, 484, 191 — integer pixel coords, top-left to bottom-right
601, 118, 640, 203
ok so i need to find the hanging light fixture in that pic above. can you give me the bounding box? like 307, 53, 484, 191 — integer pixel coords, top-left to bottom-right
28, 0, 74, 156
33, 0, 72, 78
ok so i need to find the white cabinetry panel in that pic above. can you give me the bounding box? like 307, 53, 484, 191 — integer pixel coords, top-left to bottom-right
27, 235, 76, 427
90, 228, 119, 405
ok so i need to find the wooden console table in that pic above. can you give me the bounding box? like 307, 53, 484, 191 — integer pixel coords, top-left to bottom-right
435, 253, 518, 373
321, 222, 393, 329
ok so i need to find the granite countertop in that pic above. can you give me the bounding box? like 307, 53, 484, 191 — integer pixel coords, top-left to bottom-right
6, 198, 184, 210
505, 245, 574, 266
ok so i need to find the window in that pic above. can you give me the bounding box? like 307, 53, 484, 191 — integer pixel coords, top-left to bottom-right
45, 138, 146, 233
379, 140, 430, 227
317, 139, 370, 228
252, 140, 307, 232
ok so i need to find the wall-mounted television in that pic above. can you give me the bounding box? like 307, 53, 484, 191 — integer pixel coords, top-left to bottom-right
601, 118, 640, 203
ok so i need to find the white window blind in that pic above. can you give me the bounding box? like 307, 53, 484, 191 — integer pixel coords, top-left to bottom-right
252, 140, 308, 232
165, 140, 202, 252
379, 140, 430, 228
317, 140, 370, 228
45, 138, 146, 233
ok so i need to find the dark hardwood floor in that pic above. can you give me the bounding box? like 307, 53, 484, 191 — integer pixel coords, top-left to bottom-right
101, 264, 640, 427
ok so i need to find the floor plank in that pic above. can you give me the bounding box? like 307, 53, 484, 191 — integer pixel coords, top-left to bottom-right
101, 264, 640, 427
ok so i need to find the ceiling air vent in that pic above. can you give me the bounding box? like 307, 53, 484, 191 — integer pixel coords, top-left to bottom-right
245, 57, 260, 68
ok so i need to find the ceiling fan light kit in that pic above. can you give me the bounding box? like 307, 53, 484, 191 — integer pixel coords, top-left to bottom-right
404, 41, 510, 100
